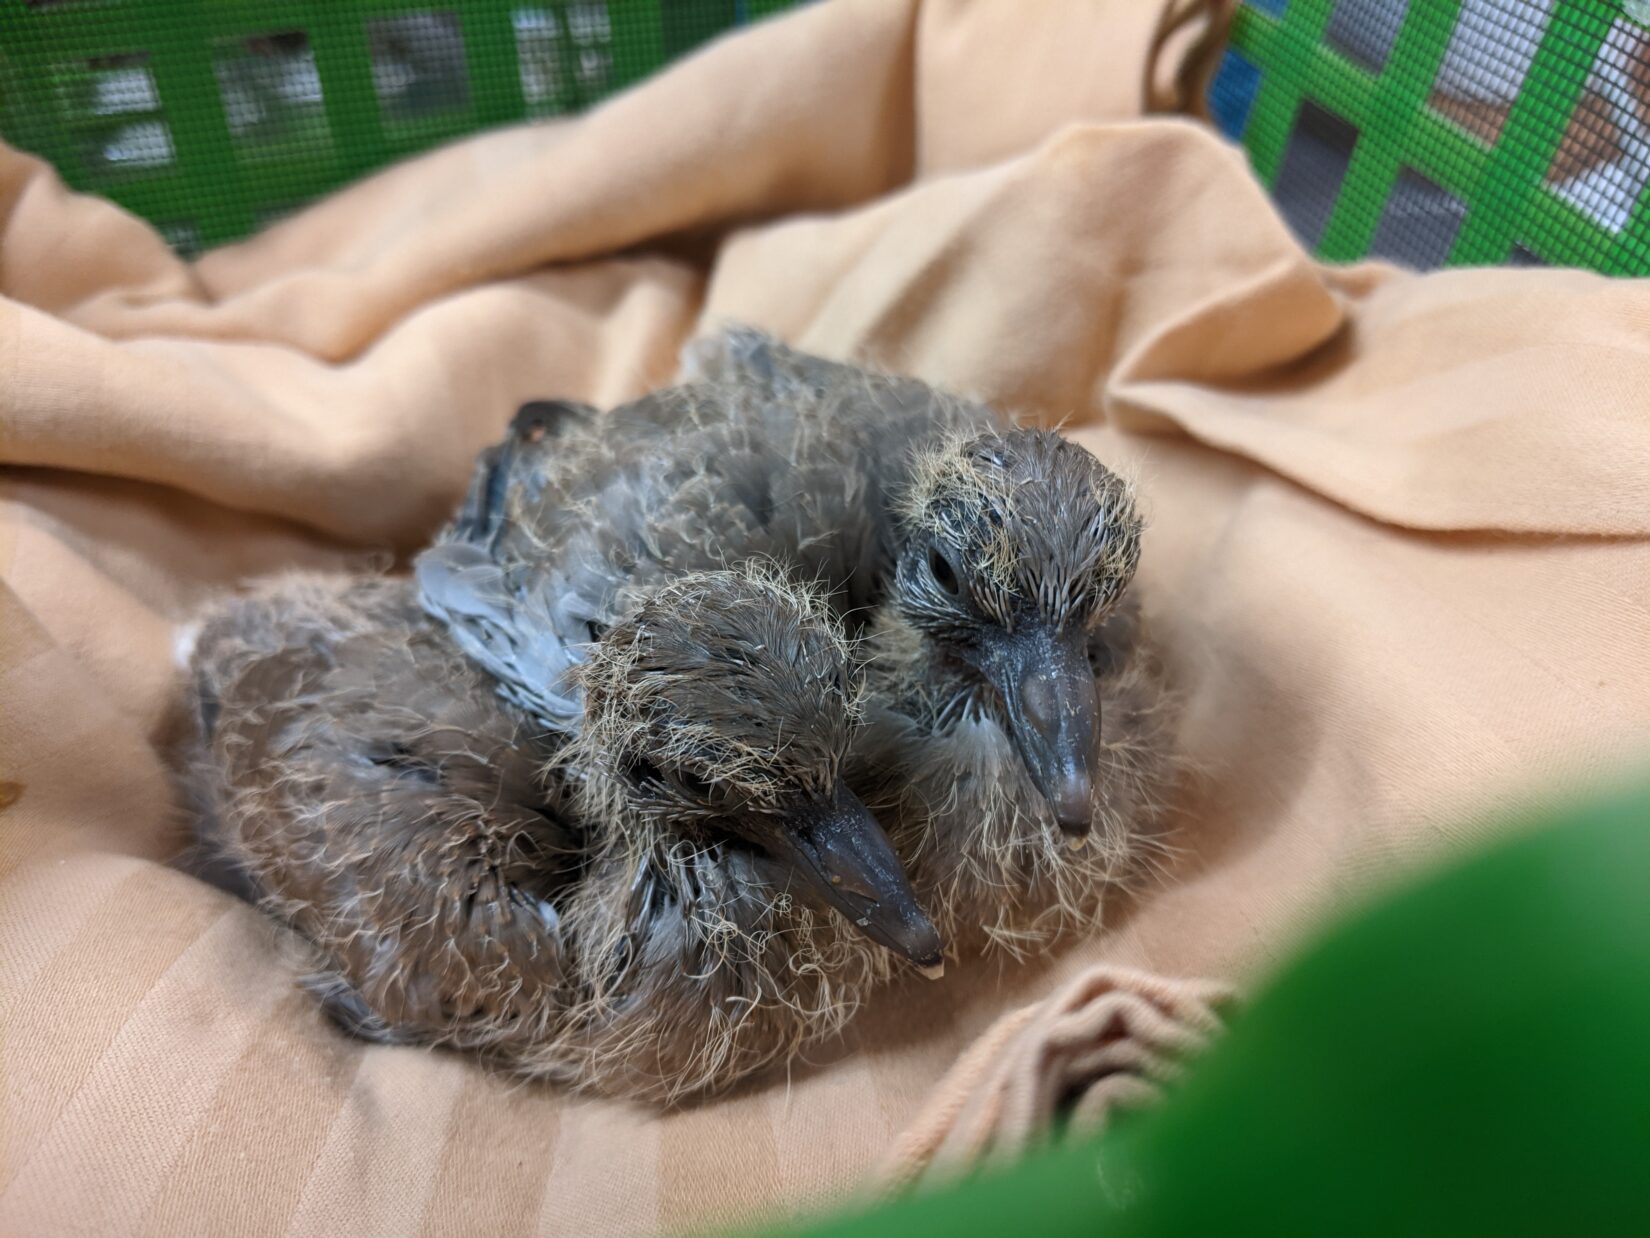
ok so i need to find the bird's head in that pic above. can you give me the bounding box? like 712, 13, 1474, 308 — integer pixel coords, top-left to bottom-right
892, 430, 1143, 839
572, 564, 942, 971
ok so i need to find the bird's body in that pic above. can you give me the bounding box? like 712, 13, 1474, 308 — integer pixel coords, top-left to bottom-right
186, 574, 575, 1058
466, 330, 1178, 959
182, 326, 1177, 1100
414, 375, 986, 719
672, 328, 1179, 954
674, 329, 1000, 617
417, 398, 942, 969
185, 570, 904, 1102
185, 380, 950, 1104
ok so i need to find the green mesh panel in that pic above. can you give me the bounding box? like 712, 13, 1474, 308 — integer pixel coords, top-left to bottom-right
1223, 0, 1650, 273
0, 0, 802, 253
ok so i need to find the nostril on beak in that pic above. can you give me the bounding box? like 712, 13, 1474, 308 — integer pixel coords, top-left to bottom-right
1019, 673, 1057, 734
830, 867, 879, 904
1051, 770, 1094, 836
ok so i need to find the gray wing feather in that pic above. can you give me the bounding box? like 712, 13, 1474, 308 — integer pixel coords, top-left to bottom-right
424, 328, 1006, 720
414, 543, 585, 727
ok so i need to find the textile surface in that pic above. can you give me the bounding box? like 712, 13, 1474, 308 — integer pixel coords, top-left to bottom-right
5, 1, 1649, 1232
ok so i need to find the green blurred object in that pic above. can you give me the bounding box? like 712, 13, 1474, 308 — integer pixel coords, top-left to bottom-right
1212, 0, 1650, 273
0, 0, 802, 253
761, 780, 1650, 1237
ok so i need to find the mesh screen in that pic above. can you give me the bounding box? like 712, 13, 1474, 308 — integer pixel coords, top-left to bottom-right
13, 1, 1643, 274
0, 1, 802, 253
1212, 0, 1650, 273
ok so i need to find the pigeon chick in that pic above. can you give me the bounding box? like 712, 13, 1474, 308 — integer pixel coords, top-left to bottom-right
675, 329, 1178, 950
679, 328, 1145, 839
185, 563, 937, 1104
412, 402, 943, 977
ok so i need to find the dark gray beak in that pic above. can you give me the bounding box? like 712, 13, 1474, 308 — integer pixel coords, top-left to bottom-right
987, 628, 1100, 837
770, 785, 944, 972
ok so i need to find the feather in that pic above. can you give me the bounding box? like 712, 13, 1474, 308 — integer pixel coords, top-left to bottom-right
183, 571, 897, 1104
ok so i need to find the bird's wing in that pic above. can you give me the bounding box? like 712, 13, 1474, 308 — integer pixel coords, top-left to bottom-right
415, 539, 588, 726
450, 399, 596, 550
417, 399, 604, 726
419, 389, 790, 728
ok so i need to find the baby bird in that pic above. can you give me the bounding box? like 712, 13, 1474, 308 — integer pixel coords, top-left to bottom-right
186, 562, 934, 1103
674, 330, 1178, 951
417, 399, 940, 970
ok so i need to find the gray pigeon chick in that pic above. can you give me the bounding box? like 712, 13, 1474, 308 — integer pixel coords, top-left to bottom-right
416, 399, 941, 972
185, 562, 934, 1104
675, 330, 1178, 952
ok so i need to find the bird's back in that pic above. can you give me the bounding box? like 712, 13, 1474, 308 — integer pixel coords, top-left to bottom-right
681, 329, 1003, 605
418, 328, 1005, 727
417, 388, 810, 726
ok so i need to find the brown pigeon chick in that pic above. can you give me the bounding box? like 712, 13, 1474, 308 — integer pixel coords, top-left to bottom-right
185, 564, 938, 1104
415, 399, 941, 974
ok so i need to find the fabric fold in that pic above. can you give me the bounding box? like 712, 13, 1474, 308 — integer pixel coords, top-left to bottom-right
5, 1, 1650, 1233
876, 966, 1233, 1194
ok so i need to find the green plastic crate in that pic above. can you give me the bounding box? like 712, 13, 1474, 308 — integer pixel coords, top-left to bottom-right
1217, 0, 1650, 273
0, 0, 800, 252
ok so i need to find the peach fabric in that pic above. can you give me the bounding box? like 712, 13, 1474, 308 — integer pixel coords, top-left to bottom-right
877, 966, 1233, 1193
5, 0, 1650, 1233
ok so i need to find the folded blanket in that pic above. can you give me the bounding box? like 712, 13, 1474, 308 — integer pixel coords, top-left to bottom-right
877, 966, 1233, 1192
5, 1, 1650, 1233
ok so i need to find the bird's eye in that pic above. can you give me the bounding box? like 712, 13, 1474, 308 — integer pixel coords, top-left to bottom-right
928, 546, 960, 596
586, 619, 609, 643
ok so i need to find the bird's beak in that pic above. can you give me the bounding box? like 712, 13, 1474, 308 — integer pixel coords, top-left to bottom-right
986, 628, 1100, 837
771, 785, 945, 973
